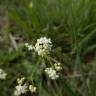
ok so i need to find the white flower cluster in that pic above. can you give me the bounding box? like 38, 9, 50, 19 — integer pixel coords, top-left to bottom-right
14, 84, 27, 96
25, 43, 34, 51
54, 63, 62, 71
35, 37, 52, 56
14, 77, 36, 96
14, 77, 27, 96
0, 68, 7, 80
25, 37, 52, 56
29, 84, 36, 93
45, 63, 62, 80
45, 67, 59, 80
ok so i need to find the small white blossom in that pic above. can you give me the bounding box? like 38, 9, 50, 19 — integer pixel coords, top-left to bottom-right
14, 84, 28, 96
28, 45, 34, 50
14, 77, 28, 96
25, 43, 29, 47
0, 69, 7, 80
17, 77, 25, 84
45, 67, 59, 80
25, 37, 52, 56
35, 37, 52, 56
25, 43, 34, 51
54, 63, 62, 71
29, 85, 36, 93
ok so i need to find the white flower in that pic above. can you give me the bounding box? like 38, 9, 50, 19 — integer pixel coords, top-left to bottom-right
54, 63, 62, 71
25, 37, 52, 56
14, 77, 28, 96
25, 43, 29, 47
14, 84, 27, 96
0, 69, 7, 80
17, 77, 25, 84
35, 37, 52, 56
25, 43, 34, 51
45, 67, 59, 80
29, 85, 36, 93
28, 45, 34, 50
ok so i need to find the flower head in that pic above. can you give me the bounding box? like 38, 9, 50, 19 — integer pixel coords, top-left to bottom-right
45, 67, 59, 80
25, 43, 34, 51
17, 77, 25, 85
35, 37, 52, 56
0, 68, 7, 80
14, 77, 28, 96
29, 85, 36, 93
54, 63, 62, 71
14, 84, 28, 96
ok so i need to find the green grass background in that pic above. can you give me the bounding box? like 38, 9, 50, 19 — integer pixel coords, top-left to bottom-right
0, 0, 96, 96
